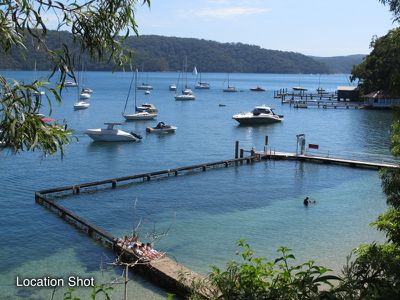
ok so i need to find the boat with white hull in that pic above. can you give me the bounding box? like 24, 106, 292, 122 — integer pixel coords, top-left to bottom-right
80, 92, 91, 99
74, 100, 90, 110
86, 123, 141, 142
123, 111, 157, 120
233, 106, 283, 125
122, 70, 158, 121
175, 57, 195, 100
223, 74, 238, 92
146, 122, 177, 133
136, 103, 158, 113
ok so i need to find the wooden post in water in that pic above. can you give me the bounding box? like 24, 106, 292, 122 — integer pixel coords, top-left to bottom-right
240, 149, 244, 165
235, 141, 239, 159
235, 141, 239, 166
124, 264, 128, 300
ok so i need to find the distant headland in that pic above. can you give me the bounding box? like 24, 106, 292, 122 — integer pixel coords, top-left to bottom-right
0, 31, 365, 74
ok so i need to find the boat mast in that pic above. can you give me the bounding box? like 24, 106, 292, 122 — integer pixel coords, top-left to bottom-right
123, 69, 136, 114
184, 56, 188, 89
134, 68, 138, 111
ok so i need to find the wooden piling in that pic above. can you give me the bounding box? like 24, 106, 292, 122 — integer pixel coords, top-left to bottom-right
240, 149, 244, 165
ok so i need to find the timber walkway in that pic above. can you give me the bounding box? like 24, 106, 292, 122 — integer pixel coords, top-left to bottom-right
260, 150, 399, 170
35, 155, 256, 299
35, 143, 398, 298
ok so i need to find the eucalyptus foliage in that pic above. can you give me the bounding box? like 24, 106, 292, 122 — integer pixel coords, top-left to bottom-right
351, 27, 400, 97
380, 0, 400, 22
0, 0, 150, 157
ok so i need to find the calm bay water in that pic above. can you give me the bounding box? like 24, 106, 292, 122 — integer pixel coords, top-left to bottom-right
0, 71, 395, 299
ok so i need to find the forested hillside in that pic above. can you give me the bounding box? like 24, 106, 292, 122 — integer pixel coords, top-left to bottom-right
0, 32, 359, 74
311, 54, 365, 74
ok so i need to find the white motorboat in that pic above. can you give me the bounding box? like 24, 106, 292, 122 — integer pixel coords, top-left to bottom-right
146, 122, 177, 133
137, 83, 153, 90
64, 80, 78, 87
232, 105, 284, 125
86, 123, 141, 142
136, 103, 158, 113
74, 100, 90, 110
80, 92, 91, 99
123, 111, 157, 120
175, 93, 195, 100
122, 70, 158, 121
144, 90, 151, 95
169, 84, 177, 91
82, 87, 93, 94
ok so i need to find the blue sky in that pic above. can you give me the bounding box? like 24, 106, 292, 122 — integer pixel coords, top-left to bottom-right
134, 0, 396, 56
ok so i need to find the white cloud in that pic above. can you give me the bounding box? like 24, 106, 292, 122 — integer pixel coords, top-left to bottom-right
196, 6, 270, 18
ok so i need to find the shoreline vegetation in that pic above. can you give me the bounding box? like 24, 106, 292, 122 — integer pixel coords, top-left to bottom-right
0, 32, 364, 74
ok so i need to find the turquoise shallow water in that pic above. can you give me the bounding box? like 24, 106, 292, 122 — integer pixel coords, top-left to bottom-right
0, 71, 394, 299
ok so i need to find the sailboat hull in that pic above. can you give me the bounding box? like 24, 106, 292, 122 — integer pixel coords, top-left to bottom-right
175, 94, 195, 100
123, 112, 157, 120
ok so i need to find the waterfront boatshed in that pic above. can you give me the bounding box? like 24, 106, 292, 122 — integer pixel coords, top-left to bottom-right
363, 90, 400, 109
337, 86, 359, 101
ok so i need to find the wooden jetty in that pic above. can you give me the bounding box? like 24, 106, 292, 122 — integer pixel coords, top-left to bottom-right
284, 99, 363, 109
274, 88, 337, 101
34, 140, 398, 298
35, 153, 259, 299
35, 193, 211, 298
260, 150, 399, 170
273, 88, 365, 109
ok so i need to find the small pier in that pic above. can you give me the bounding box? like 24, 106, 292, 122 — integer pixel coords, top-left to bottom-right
274, 88, 337, 101
274, 88, 364, 109
260, 150, 399, 170
34, 140, 398, 298
35, 191, 210, 298
34, 154, 259, 299
284, 99, 363, 109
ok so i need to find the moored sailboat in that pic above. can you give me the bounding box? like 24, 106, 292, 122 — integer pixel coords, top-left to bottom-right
175, 57, 195, 100
223, 74, 238, 92
122, 70, 157, 120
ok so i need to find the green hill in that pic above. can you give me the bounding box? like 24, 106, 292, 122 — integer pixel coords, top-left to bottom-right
0, 32, 361, 74
310, 54, 365, 74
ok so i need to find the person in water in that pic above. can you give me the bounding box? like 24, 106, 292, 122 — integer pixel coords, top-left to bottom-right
304, 197, 316, 206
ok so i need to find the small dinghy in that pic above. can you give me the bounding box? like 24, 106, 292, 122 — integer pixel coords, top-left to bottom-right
146, 122, 177, 133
